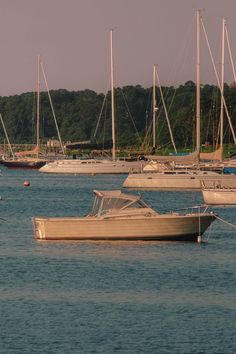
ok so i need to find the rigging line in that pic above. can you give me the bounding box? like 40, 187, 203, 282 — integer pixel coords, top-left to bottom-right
201, 17, 236, 145
93, 91, 108, 138
145, 88, 151, 116
211, 89, 220, 148
165, 86, 177, 117
119, 88, 142, 144
93, 72, 110, 138
225, 24, 236, 85
144, 80, 172, 151
32, 90, 36, 142
102, 97, 108, 149
0, 113, 14, 158
155, 67, 177, 153
142, 91, 168, 151
167, 13, 195, 86
145, 86, 169, 149
144, 94, 151, 146
40, 58, 65, 155
141, 97, 157, 151
162, 86, 175, 114
141, 123, 152, 151
215, 214, 236, 228
205, 221, 214, 242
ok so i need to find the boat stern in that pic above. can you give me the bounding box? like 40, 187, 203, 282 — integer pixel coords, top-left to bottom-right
32, 217, 47, 240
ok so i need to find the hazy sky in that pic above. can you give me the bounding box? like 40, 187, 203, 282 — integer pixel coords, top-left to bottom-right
1, 0, 236, 96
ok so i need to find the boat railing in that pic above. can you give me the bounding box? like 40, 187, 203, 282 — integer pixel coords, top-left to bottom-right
167, 204, 211, 215
201, 179, 236, 190
129, 166, 144, 174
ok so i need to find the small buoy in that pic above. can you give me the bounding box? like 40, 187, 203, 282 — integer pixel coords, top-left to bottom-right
197, 235, 202, 243
23, 181, 30, 187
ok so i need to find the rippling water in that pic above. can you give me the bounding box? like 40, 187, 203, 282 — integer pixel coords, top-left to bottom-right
0, 168, 235, 354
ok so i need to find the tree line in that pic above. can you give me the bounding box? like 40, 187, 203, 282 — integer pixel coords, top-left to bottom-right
0, 81, 236, 154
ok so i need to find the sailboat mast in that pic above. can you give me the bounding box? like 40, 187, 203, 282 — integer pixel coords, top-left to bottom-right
196, 10, 201, 159
110, 29, 116, 161
36, 54, 40, 159
201, 16, 236, 146
220, 18, 225, 160
152, 65, 156, 148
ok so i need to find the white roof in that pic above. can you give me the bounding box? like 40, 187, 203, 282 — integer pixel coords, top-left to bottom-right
93, 190, 141, 202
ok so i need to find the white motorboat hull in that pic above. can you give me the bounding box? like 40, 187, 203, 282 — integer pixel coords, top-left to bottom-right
32, 213, 215, 242
202, 188, 236, 205
123, 173, 236, 190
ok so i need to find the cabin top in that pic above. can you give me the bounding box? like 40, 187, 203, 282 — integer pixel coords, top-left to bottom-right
90, 190, 150, 217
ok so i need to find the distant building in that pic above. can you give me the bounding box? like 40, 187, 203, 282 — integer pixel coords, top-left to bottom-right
46, 139, 61, 153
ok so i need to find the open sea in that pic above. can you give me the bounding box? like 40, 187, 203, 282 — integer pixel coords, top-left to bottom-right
0, 167, 235, 354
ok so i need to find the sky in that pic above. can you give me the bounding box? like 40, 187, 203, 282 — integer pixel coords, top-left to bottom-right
0, 0, 236, 96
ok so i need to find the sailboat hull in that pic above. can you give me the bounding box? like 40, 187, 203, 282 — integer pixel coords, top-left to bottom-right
202, 188, 236, 205
1, 159, 46, 169
123, 172, 236, 190
39, 159, 145, 174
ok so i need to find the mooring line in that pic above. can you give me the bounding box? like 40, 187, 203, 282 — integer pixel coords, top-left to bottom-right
215, 215, 236, 228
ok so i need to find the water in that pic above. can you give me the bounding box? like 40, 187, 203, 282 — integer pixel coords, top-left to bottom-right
0, 168, 235, 354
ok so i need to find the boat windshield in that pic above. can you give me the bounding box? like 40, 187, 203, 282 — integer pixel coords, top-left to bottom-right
90, 195, 145, 216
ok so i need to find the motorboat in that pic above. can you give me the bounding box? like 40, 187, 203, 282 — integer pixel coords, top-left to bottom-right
32, 189, 216, 242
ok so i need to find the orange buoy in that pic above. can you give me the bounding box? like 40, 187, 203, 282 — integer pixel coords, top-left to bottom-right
23, 181, 30, 187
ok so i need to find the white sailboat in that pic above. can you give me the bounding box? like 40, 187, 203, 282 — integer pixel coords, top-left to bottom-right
200, 18, 236, 163
123, 11, 236, 190
144, 63, 198, 165
1, 56, 47, 168
123, 169, 236, 190
39, 30, 146, 174
1, 55, 65, 169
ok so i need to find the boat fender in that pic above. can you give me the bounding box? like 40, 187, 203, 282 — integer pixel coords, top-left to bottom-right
197, 235, 202, 243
